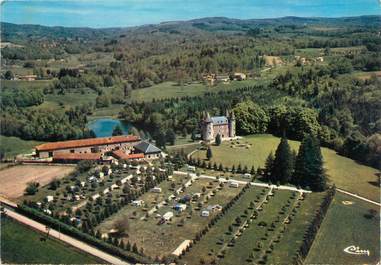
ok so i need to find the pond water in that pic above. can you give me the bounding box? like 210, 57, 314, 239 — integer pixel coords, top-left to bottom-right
87, 118, 131, 138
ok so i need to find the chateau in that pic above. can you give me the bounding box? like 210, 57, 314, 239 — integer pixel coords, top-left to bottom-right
201, 111, 236, 142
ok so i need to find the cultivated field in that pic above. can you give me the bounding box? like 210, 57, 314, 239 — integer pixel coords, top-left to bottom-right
0, 165, 74, 199
1, 217, 102, 264
306, 193, 380, 264
191, 134, 380, 202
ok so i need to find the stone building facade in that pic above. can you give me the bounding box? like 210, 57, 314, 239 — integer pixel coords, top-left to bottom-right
201, 111, 236, 142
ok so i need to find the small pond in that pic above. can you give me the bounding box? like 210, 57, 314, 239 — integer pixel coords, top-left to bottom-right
87, 118, 131, 137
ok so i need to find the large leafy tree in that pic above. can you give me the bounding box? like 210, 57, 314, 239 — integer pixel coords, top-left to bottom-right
271, 136, 293, 184
233, 100, 269, 135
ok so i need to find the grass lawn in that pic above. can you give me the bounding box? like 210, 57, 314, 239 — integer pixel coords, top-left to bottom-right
353, 70, 381, 80
88, 104, 125, 120
0, 135, 43, 159
166, 142, 201, 156
305, 193, 380, 264
39, 90, 98, 110
191, 134, 380, 202
1, 216, 102, 264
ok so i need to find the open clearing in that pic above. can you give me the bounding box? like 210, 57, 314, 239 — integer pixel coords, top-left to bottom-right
0, 164, 74, 199
1, 216, 102, 264
305, 193, 380, 264
191, 134, 380, 202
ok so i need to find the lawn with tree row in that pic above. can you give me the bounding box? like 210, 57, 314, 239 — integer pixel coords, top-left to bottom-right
1, 217, 102, 264
191, 134, 380, 202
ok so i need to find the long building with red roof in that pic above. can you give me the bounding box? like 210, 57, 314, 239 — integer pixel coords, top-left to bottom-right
35, 135, 140, 159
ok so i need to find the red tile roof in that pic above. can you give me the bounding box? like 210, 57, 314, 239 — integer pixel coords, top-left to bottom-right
36, 135, 140, 152
127, 153, 145, 159
53, 152, 102, 161
112, 150, 144, 160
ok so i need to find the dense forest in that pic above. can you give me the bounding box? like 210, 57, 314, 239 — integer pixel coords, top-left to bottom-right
1, 16, 380, 168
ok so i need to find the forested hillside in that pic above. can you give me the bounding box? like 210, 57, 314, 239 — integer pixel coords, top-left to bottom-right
1, 16, 380, 168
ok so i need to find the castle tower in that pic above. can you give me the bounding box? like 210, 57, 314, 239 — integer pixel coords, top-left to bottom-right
228, 110, 236, 138
201, 112, 214, 142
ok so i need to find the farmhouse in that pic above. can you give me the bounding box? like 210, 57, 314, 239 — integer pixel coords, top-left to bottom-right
201, 111, 236, 142
35, 136, 163, 163
36, 135, 140, 159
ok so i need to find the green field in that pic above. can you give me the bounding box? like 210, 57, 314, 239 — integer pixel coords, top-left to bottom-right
35, 90, 98, 110
89, 104, 125, 120
191, 134, 380, 202
1, 216, 102, 264
131, 80, 263, 102
1, 79, 54, 89
305, 193, 380, 264
0, 135, 43, 159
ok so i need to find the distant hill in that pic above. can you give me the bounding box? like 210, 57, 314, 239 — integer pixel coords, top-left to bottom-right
1, 15, 380, 42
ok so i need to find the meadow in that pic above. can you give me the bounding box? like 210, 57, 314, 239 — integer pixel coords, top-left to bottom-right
0, 135, 43, 159
191, 134, 380, 202
1, 217, 102, 264
130, 79, 268, 103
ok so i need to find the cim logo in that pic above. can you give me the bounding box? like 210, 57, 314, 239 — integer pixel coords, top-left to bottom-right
343, 245, 370, 256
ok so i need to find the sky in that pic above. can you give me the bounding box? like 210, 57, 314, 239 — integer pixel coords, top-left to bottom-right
1, 0, 380, 28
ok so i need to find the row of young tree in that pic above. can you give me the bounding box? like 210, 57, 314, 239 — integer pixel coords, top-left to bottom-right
264, 134, 327, 192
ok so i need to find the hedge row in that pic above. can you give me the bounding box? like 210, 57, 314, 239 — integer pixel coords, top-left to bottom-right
293, 186, 336, 264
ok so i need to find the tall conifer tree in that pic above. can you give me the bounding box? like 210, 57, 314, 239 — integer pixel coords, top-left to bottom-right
272, 136, 293, 184
264, 151, 275, 180
293, 135, 326, 191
